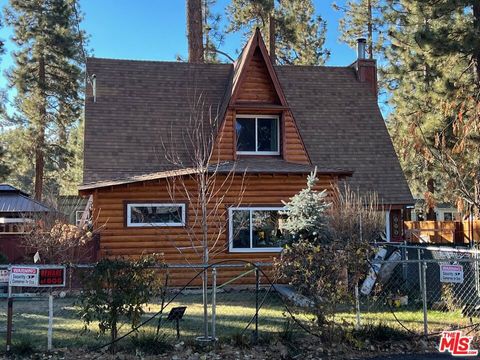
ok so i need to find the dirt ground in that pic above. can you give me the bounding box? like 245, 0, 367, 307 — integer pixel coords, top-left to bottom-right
0, 335, 453, 360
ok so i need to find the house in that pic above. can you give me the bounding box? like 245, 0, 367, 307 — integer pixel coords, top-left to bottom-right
57, 195, 90, 226
411, 198, 462, 221
79, 30, 413, 284
0, 184, 51, 262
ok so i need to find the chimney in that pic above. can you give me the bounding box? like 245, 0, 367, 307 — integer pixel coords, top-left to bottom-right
351, 38, 377, 98
357, 38, 366, 59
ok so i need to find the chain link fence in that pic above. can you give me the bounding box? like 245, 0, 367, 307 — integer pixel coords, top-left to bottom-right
2, 245, 480, 354
355, 243, 480, 336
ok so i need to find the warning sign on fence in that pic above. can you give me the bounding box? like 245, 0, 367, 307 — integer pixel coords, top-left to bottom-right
440, 264, 464, 284
9, 266, 39, 287
9, 266, 66, 287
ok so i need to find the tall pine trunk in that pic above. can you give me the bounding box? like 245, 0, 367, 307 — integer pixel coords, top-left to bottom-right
367, 0, 373, 59
473, 2, 480, 217
269, 12, 276, 63
187, 0, 204, 63
34, 54, 47, 201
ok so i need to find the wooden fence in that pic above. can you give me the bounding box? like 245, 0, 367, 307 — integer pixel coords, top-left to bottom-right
404, 220, 480, 244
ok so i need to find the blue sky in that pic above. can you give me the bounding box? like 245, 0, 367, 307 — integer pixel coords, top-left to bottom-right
0, 0, 357, 117
0, 0, 354, 68
77, 0, 353, 64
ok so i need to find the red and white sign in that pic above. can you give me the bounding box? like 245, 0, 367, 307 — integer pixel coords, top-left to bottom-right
9, 266, 39, 287
439, 330, 478, 356
440, 264, 464, 284
9, 266, 65, 287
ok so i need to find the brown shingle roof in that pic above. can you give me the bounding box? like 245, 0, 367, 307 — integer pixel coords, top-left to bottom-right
83, 58, 413, 205
275, 65, 413, 205
79, 158, 352, 191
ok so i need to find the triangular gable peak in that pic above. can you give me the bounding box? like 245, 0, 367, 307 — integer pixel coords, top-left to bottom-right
230, 28, 287, 106
212, 29, 310, 165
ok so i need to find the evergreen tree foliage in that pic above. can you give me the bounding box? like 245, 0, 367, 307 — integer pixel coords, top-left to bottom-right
0, 144, 10, 182
334, 0, 386, 59
4, 0, 86, 200
281, 169, 330, 243
203, 0, 226, 63
226, 0, 329, 65
384, 0, 480, 213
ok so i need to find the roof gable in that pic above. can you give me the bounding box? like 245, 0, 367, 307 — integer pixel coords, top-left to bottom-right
81, 45, 413, 205
230, 28, 287, 106
212, 30, 310, 164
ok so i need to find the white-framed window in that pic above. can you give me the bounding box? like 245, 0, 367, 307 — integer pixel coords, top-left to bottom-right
236, 115, 280, 155
126, 203, 186, 227
0, 217, 34, 234
228, 207, 289, 253
75, 210, 85, 226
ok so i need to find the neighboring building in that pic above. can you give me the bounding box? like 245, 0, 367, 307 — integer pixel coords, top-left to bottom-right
411, 199, 462, 221
57, 195, 89, 226
0, 184, 51, 262
79, 30, 413, 282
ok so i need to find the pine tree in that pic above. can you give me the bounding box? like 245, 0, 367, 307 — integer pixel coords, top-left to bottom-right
413, 0, 480, 214
384, 0, 480, 214
203, 0, 226, 63
187, 0, 204, 63
226, 0, 329, 65
334, 0, 386, 59
4, 0, 86, 200
0, 144, 10, 181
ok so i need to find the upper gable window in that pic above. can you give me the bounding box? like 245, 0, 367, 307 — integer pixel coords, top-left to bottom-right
236, 115, 279, 155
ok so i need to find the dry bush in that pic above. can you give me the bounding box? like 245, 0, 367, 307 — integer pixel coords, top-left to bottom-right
21, 209, 97, 264
275, 173, 385, 332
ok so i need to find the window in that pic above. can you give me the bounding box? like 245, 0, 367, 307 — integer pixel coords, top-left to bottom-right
75, 210, 85, 226
443, 212, 453, 221
236, 115, 279, 155
0, 217, 33, 234
126, 203, 185, 227
229, 207, 290, 252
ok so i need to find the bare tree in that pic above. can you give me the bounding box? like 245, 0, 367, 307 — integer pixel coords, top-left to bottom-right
21, 199, 100, 265
161, 93, 246, 340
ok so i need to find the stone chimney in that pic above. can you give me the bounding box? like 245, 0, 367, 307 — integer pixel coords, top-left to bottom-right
351, 38, 377, 98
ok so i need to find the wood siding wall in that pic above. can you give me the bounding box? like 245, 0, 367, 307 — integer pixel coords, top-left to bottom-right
236, 48, 280, 104
283, 111, 310, 164
212, 109, 235, 162
93, 173, 336, 285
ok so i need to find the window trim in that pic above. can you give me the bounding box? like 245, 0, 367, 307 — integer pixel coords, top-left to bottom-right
228, 206, 286, 253
126, 203, 186, 227
236, 115, 280, 155
75, 210, 85, 227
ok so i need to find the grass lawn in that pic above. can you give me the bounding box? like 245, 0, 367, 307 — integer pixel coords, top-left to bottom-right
0, 290, 287, 351
0, 290, 474, 352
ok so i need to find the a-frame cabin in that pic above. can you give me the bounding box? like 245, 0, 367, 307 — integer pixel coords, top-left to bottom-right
79, 30, 413, 284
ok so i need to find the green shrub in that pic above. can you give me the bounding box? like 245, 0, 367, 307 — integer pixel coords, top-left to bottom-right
78, 255, 164, 353
131, 331, 173, 355
352, 322, 411, 342
12, 338, 36, 356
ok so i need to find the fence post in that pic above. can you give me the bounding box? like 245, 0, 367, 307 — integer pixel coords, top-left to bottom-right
418, 248, 422, 292
47, 292, 53, 350
211, 267, 217, 342
6, 269, 13, 355
355, 283, 361, 329
6, 296, 13, 354
254, 267, 259, 343
421, 260, 428, 336
402, 241, 408, 280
